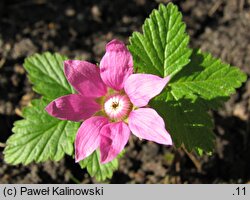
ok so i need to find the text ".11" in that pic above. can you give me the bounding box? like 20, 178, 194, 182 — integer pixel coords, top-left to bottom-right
233, 187, 246, 196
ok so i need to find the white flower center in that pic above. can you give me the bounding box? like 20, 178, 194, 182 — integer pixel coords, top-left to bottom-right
104, 94, 132, 120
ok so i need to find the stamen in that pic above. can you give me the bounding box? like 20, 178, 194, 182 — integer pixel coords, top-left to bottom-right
104, 94, 132, 120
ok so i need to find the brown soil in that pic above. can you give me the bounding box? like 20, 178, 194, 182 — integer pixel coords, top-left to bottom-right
0, 0, 249, 183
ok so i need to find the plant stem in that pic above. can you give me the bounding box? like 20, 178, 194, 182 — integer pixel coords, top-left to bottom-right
182, 147, 202, 173
70, 175, 81, 184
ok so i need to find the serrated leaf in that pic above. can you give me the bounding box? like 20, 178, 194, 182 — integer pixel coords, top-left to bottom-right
150, 91, 215, 153
79, 150, 119, 182
24, 52, 74, 100
169, 49, 247, 101
4, 99, 80, 165
128, 3, 192, 77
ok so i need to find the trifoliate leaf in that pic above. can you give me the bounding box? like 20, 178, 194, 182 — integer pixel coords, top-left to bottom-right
24, 52, 74, 100
79, 150, 119, 182
169, 49, 247, 101
4, 99, 80, 165
150, 91, 215, 153
129, 3, 192, 77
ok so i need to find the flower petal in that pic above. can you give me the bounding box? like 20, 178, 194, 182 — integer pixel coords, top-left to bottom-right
64, 60, 107, 97
75, 116, 109, 162
45, 94, 101, 122
124, 74, 170, 107
100, 39, 133, 91
128, 108, 172, 145
100, 122, 130, 164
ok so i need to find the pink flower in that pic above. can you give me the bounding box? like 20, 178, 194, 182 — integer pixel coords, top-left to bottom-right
46, 39, 172, 164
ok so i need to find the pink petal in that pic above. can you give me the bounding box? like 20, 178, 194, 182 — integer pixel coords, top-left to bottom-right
45, 94, 100, 122
124, 74, 170, 107
75, 116, 109, 162
64, 60, 107, 97
100, 39, 133, 91
128, 108, 172, 145
100, 122, 130, 164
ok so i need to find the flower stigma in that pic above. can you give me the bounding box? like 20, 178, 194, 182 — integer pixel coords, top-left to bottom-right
104, 94, 132, 121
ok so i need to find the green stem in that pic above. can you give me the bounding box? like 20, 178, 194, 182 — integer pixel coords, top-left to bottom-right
70, 175, 81, 184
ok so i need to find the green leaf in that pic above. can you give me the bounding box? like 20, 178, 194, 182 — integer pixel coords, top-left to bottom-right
169, 49, 247, 101
150, 91, 215, 153
128, 3, 246, 155
24, 52, 74, 100
79, 150, 119, 182
4, 99, 80, 165
128, 3, 192, 77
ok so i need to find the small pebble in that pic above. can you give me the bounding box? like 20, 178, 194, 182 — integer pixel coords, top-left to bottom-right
65, 8, 76, 17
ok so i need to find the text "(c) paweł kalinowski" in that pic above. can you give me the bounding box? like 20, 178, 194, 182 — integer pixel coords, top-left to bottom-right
20, 187, 104, 196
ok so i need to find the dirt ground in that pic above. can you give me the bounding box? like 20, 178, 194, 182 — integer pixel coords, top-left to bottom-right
0, 0, 249, 183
